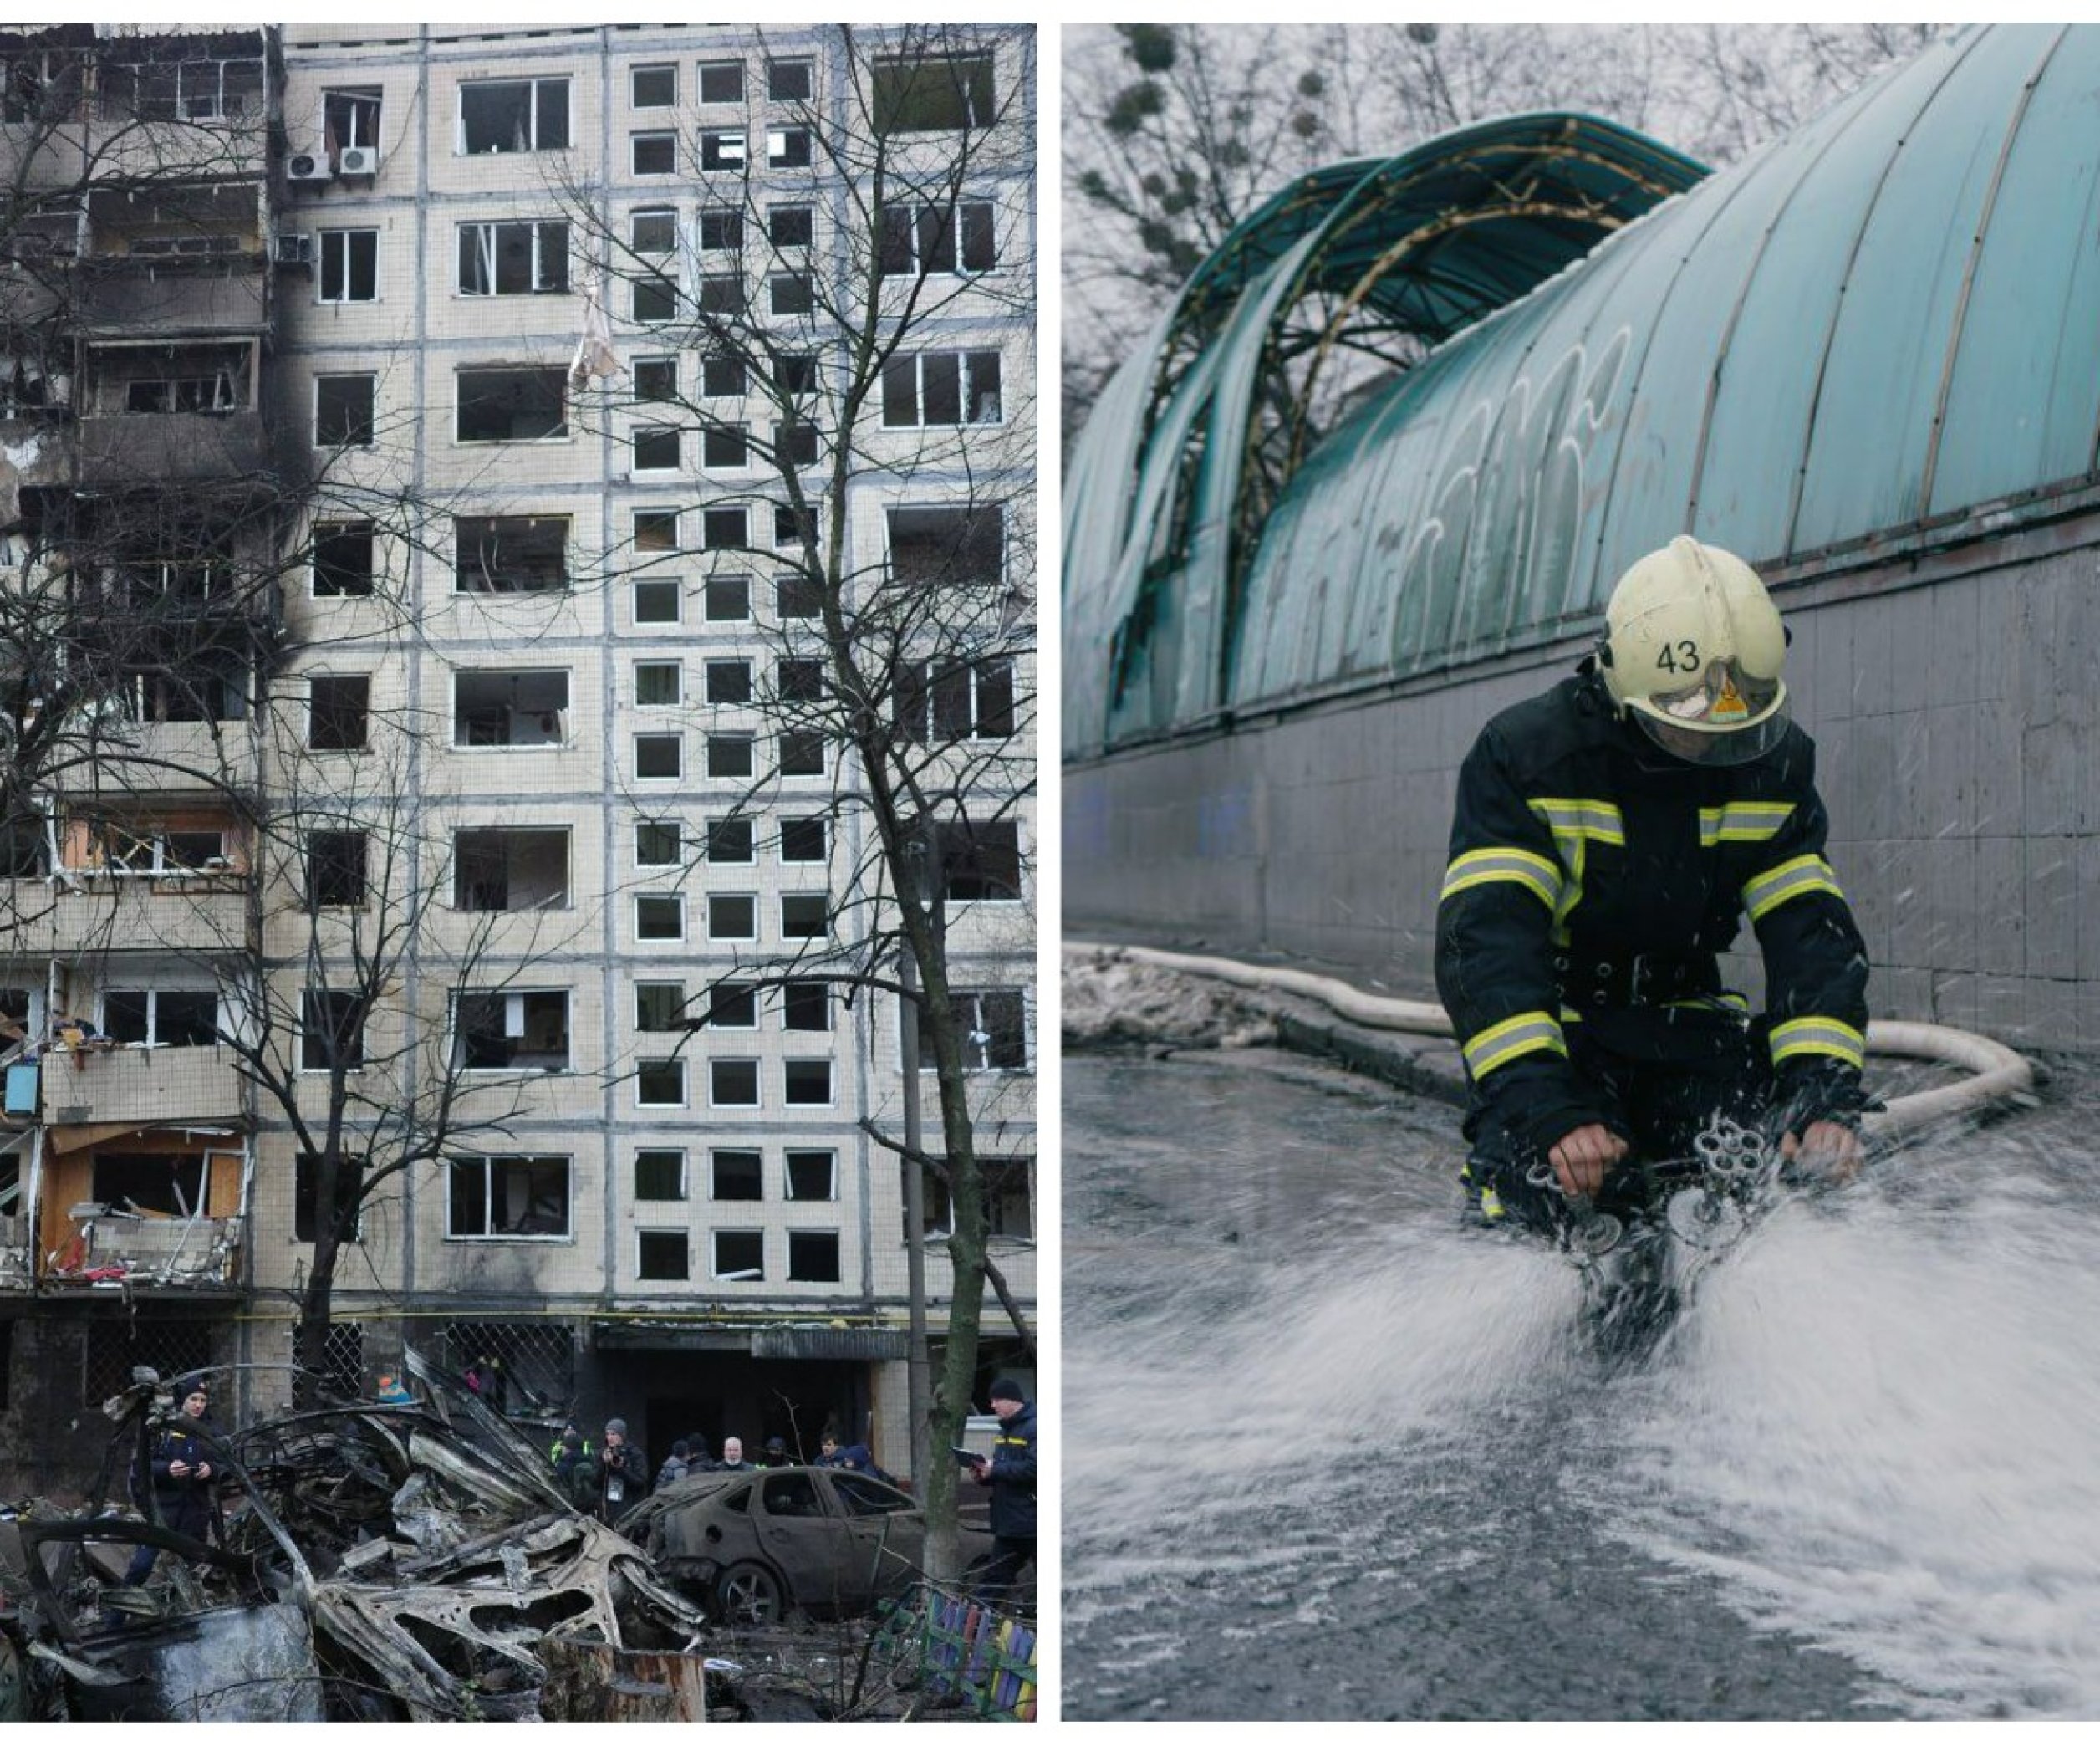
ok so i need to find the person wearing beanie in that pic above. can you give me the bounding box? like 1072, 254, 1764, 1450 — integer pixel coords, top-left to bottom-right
655, 1438, 692, 1489
966, 1378, 1035, 1606
597, 1416, 649, 1521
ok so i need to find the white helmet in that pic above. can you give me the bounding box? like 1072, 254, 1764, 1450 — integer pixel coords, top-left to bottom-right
1599, 535, 1789, 766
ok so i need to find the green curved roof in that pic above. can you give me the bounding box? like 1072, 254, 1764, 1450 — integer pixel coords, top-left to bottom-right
1065, 24, 2100, 758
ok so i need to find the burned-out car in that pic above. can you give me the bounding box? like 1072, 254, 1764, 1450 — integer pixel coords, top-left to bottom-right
623, 1465, 996, 1625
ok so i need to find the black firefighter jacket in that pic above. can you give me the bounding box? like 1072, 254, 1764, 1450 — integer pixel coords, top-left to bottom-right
1434, 671, 1870, 1161
986, 1403, 1037, 1539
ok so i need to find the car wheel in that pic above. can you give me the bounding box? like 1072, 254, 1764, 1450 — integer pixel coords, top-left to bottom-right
715, 1560, 786, 1626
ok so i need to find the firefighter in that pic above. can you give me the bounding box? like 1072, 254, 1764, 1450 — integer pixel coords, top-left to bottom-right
1435, 535, 1870, 1235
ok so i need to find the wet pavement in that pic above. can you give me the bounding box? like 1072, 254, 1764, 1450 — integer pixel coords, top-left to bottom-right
1064, 1046, 2100, 1721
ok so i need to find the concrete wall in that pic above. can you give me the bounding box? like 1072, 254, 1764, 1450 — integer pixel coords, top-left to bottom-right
1066, 516, 2100, 1052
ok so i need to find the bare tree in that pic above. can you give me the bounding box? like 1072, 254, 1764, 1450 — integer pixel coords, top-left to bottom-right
555, 22, 1037, 1575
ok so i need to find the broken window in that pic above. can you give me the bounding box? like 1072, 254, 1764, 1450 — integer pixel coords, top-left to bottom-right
631, 64, 675, 107
314, 373, 376, 447
770, 273, 813, 316
302, 988, 366, 1071
635, 1148, 685, 1199
711, 1149, 762, 1199
918, 987, 1027, 1070
706, 660, 752, 704
767, 127, 812, 169
786, 1149, 834, 1199
123, 53, 260, 123
784, 1058, 831, 1105
454, 826, 568, 910
124, 666, 247, 724
701, 209, 745, 252
307, 829, 369, 906
103, 988, 220, 1047
699, 273, 746, 315
788, 1229, 840, 1282
324, 87, 382, 151
456, 368, 567, 442
889, 503, 1004, 585
631, 130, 676, 176
0, 819, 48, 878
630, 207, 679, 320
295, 1153, 366, 1243
777, 730, 825, 778
706, 575, 751, 620
713, 1228, 763, 1279
452, 669, 569, 746
872, 51, 996, 135
770, 205, 813, 248
882, 350, 1002, 426
700, 60, 745, 103
706, 817, 753, 862
701, 130, 746, 171
779, 892, 828, 938
635, 893, 684, 941
777, 353, 818, 396
1, 47, 81, 126
455, 515, 570, 592
704, 355, 747, 396
447, 1155, 572, 1238
638, 1229, 689, 1279
633, 425, 680, 471
457, 220, 568, 294
99, 342, 250, 416
96, 821, 230, 875
916, 1156, 1032, 1238
878, 201, 996, 277
458, 77, 570, 154
319, 228, 378, 302
703, 508, 748, 549
768, 59, 813, 101
777, 418, 819, 467
780, 817, 827, 862
776, 574, 823, 619
896, 656, 1016, 743
453, 989, 570, 1070
782, 980, 829, 1031
308, 674, 370, 750
711, 1062, 760, 1110
775, 504, 819, 549
777, 657, 823, 702
313, 521, 376, 597
636, 819, 681, 865
708, 893, 756, 939
89, 1151, 206, 1216
635, 733, 682, 780
635, 508, 680, 555
938, 819, 1022, 901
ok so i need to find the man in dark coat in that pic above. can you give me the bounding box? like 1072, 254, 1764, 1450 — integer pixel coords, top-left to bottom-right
597, 1417, 649, 1522
124, 1379, 219, 1585
966, 1378, 1035, 1605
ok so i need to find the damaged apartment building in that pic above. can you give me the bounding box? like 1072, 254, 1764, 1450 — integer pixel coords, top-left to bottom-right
0, 22, 1036, 1493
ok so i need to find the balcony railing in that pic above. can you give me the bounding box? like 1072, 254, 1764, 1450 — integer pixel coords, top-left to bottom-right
43, 1206, 242, 1289
38, 1043, 247, 1127
73, 411, 270, 487
72, 265, 268, 337
1, 880, 248, 955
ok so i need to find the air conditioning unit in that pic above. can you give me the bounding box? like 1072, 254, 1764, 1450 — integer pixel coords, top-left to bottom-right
273, 232, 313, 268
336, 145, 380, 177
286, 149, 334, 184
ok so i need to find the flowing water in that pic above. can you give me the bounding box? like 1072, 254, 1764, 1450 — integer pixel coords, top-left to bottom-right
1063, 1049, 2100, 1721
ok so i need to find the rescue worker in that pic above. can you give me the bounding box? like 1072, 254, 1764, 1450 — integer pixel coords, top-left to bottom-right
1435, 536, 1870, 1236
548, 1420, 591, 1465
965, 1378, 1036, 1606
124, 1380, 220, 1586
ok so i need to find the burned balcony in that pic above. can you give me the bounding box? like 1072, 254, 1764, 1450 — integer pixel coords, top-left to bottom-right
36, 1040, 245, 1128
0, 1140, 30, 1291
454, 827, 569, 911
81, 38, 272, 185
37, 1137, 245, 1292
72, 184, 267, 335
74, 340, 268, 488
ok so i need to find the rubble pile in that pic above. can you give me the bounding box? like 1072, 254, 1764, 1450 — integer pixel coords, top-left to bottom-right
0, 1350, 712, 1722
1063, 944, 1279, 1053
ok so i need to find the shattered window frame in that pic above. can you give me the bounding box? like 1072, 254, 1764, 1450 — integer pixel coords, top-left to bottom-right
446, 1152, 574, 1240
457, 75, 571, 155
637, 1228, 690, 1280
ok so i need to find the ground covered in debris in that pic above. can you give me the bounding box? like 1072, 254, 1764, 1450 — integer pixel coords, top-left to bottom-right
1062, 945, 1282, 1053
0, 1348, 1031, 1722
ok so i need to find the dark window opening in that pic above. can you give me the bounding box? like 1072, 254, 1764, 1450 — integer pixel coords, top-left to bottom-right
780, 818, 827, 861
699, 273, 747, 315
453, 990, 570, 1071
454, 827, 568, 911
914, 1156, 1032, 1238
700, 61, 744, 104
630, 64, 675, 108
638, 1230, 688, 1280
447, 1155, 571, 1238
457, 368, 567, 443
635, 1059, 685, 1105
939, 819, 1022, 901
709, 892, 756, 937
779, 893, 828, 938
767, 59, 813, 101
307, 830, 368, 906
455, 515, 570, 593
701, 130, 746, 171
705, 355, 748, 397
635, 509, 680, 553
313, 522, 376, 597
889, 504, 1003, 585
701, 982, 757, 1028
788, 1229, 840, 1282
713, 1228, 763, 1278
635, 983, 686, 1031
319, 228, 377, 301
635, 357, 677, 401
701, 209, 745, 251
785, 1149, 833, 1199
104, 988, 218, 1048
458, 219, 568, 295
782, 979, 828, 1029
918, 987, 1027, 1070
706, 818, 753, 862
88, 1151, 206, 1217
708, 733, 753, 779
703, 508, 749, 549
452, 669, 568, 746
706, 661, 752, 704
295, 1151, 366, 1243
872, 52, 996, 135
635, 1149, 685, 1200
883, 350, 1001, 426
783, 1059, 830, 1105
777, 658, 823, 702
777, 419, 818, 467
711, 1060, 759, 1107
459, 77, 570, 154
309, 674, 370, 751
769, 205, 813, 248
634, 425, 680, 470
302, 989, 365, 1071
637, 819, 681, 865
777, 730, 824, 777
314, 374, 375, 447
704, 425, 748, 468
767, 127, 812, 169
711, 1150, 762, 1200
635, 894, 683, 940
631, 131, 676, 176
635, 579, 682, 623
706, 575, 751, 620
879, 201, 996, 278
776, 573, 823, 619
635, 733, 681, 779
325, 88, 383, 151
777, 354, 818, 395
770, 272, 813, 316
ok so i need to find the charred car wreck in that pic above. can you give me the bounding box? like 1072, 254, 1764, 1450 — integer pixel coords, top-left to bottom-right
0, 1350, 713, 1721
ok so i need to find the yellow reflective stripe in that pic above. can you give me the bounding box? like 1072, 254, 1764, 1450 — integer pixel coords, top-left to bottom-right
1699, 801, 1795, 847
1770, 1015, 1866, 1070
1461, 1009, 1568, 1079
1440, 846, 1563, 911
1742, 853, 1844, 922
1527, 798, 1626, 845
1667, 991, 1751, 1015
